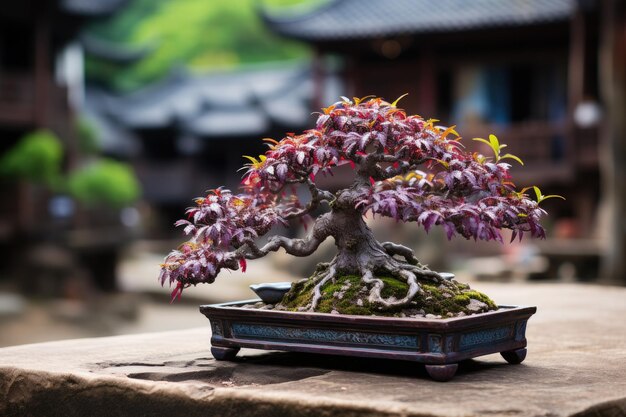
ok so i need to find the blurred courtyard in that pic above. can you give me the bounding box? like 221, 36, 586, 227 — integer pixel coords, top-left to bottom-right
0, 0, 625, 350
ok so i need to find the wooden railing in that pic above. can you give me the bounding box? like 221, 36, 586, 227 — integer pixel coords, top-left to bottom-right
0, 72, 69, 126
459, 121, 579, 184
573, 126, 600, 168
0, 73, 36, 124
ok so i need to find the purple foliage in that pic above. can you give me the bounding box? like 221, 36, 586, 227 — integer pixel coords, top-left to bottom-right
160, 97, 551, 300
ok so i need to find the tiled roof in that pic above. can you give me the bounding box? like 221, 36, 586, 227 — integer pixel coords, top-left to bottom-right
61, 0, 130, 17
87, 63, 343, 140
263, 0, 575, 41
81, 34, 153, 64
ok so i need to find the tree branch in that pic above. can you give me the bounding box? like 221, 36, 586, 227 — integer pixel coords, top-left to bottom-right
357, 150, 428, 182
371, 154, 400, 163
374, 159, 428, 180
239, 213, 332, 260
280, 177, 334, 220
241, 233, 325, 260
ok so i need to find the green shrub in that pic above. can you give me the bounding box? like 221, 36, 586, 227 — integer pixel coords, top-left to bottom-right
0, 130, 63, 187
76, 117, 101, 155
68, 159, 141, 208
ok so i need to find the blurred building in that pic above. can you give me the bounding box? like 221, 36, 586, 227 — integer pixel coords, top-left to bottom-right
33, 0, 623, 283
0, 1, 131, 292
86, 63, 343, 225
263, 0, 626, 281
0, 0, 129, 232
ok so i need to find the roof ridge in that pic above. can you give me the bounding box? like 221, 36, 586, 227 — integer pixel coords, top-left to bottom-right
259, 0, 341, 25
263, 0, 576, 42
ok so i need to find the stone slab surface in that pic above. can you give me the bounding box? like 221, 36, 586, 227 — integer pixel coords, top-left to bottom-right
1, 282, 625, 417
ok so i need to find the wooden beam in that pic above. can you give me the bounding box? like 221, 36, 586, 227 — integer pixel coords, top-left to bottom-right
568, 9, 586, 112
417, 48, 436, 117
33, 1, 51, 128
312, 46, 324, 112
599, 0, 626, 283
344, 54, 357, 99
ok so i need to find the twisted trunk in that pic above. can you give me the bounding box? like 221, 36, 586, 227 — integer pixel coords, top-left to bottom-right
245, 174, 447, 312
302, 185, 444, 311
325, 208, 389, 274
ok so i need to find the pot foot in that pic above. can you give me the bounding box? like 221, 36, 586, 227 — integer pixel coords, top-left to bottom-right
211, 346, 240, 361
425, 363, 458, 382
501, 348, 527, 364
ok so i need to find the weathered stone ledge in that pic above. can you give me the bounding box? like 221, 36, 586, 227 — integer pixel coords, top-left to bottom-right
0, 282, 625, 417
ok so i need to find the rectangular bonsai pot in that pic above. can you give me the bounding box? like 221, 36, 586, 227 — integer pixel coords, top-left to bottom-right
200, 301, 536, 381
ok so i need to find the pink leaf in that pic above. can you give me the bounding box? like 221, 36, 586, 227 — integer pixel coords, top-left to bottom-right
170, 281, 183, 303
276, 164, 288, 181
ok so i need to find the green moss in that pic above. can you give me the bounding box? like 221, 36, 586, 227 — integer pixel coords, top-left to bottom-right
281, 278, 316, 310
379, 276, 409, 299
341, 305, 373, 315
316, 274, 368, 314
279, 269, 498, 318
463, 290, 498, 310
422, 284, 442, 297
452, 294, 470, 305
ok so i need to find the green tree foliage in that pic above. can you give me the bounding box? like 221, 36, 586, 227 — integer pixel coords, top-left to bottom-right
67, 159, 141, 208
76, 116, 101, 155
86, 0, 317, 91
0, 130, 63, 187
0, 128, 140, 209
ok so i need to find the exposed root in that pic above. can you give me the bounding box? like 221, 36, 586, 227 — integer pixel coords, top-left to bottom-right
401, 263, 452, 286
380, 242, 453, 287
305, 255, 448, 312
309, 265, 336, 311
279, 254, 497, 316
381, 242, 419, 265
362, 268, 420, 309
362, 256, 437, 310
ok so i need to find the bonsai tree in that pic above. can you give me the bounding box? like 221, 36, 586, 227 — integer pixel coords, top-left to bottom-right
160, 96, 558, 314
